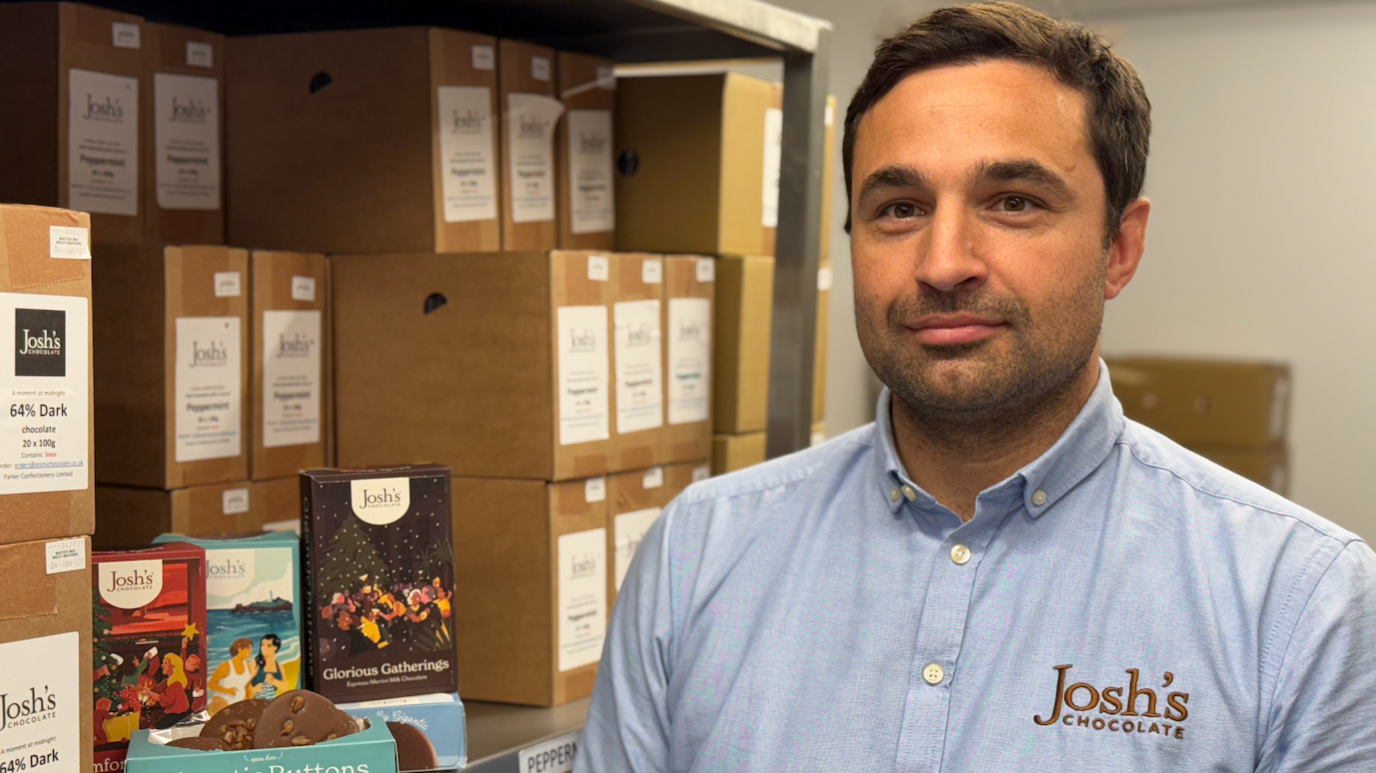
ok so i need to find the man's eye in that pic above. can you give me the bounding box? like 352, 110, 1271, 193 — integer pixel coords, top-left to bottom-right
883, 202, 922, 219
997, 196, 1034, 213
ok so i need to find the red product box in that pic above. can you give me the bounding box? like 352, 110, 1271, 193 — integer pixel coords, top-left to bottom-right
92, 543, 207, 771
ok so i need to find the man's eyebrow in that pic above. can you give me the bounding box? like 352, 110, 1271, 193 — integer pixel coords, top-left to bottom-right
974, 159, 1075, 199
857, 165, 927, 206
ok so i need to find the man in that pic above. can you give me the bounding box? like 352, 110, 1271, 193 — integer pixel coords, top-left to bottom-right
577, 3, 1376, 772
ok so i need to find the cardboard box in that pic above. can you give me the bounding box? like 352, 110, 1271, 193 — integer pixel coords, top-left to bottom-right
95, 480, 254, 549
92, 542, 207, 770
143, 23, 224, 245
332, 251, 618, 481
1106, 358, 1290, 448
664, 256, 714, 463
615, 73, 779, 256
227, 28, 501, 254
1190, 443, 1289, 496
451, 476, 606, 706
94, 244, 249, 488
251, 251, 328, 480
814, 259, 831, 423
811, 422, 827, 447
557, 52, 615, 250
820, 95, 837, 260
301, 467, 457, 704
712, 432, 766, 476
763, 82, 782, 258
0, 205, 95, 544
606, 461, 708, 610
0, 3, 144, 245
499, 39, 560, 252
714, 256, 774, 434
338, 692, 466, 772
127, 719, 396, 773
612, 253, 666, 470
253, 476, 300, 532
0, 537, 93, 773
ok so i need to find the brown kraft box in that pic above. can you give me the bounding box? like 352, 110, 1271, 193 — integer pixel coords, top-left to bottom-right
143, 22, 224, 245
814, 259, 832, 424
819, 95, 837, 260
0, 3, 144, 245
1106, 357, 1291, 448
612, 253, 667, 470
93, 244, 250, 488
664, 256, 714, 463
499, 39, 560, 252
1189, 443, 1289, 496
606, 461, 707, 611
228, 28, 501, 254
0, 537, 93, 773
0, 205, 94, 544
712, 432, 767, 476
556, 51, 615, 250
251, 251, 328, 480
714, 255, 775, 434
452, 475, 607, 706
93, 480, 254, 548
253, 475, 303, 532
332, 250, 617, 481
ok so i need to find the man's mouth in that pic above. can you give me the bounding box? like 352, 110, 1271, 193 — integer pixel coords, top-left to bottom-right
908, 313, 1004, 345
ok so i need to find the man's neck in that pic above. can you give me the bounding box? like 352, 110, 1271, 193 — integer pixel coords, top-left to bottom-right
890, 361, 1101, 522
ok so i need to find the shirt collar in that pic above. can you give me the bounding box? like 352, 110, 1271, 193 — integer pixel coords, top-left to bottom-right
873, 359, 1125, 518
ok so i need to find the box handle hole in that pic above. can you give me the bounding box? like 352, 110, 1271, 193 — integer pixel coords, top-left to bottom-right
309, 72, 333, 94
424, 293, 448, 315
617, 150, 639, 177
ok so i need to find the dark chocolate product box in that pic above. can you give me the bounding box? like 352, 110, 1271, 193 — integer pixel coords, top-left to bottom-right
300, 467, 457, 703
92, 543, 208, 770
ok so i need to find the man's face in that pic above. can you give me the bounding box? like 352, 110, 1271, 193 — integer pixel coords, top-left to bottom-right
850, 59, 1116, 423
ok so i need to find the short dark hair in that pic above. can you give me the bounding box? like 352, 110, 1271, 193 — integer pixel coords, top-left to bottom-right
843, 2, 1151, 244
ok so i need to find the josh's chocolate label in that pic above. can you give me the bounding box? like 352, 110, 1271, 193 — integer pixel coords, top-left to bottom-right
15, 309, 65, 377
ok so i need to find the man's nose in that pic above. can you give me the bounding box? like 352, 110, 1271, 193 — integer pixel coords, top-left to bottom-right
914, 205, 988, 293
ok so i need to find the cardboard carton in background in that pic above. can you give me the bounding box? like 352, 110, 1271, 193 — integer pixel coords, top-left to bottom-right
94, 480, 254, 548
664, 255, 714, 463
1106, 357, 1290, 448
332, 251, 616, 481
0, 3, 144, 244
500, 39, 561, 252
452, 475, 606, 706
819, 95, 837, 261
611, 252, 666, 471
251, 251, 328, 480
814, 259, 831, 424
712, 432, 766, 476
227, 28, 501, 254
714, 255, 774, 435
252, 475, 301, 531
557, 51, 616, 251
605, 461, 705, 610
143, 23, 225, 245
762, 81, 783, 258
93, 244, 250, 488
1190, 443, 1289, 496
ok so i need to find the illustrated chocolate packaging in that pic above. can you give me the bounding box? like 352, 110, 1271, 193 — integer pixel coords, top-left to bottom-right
92, 543, 208, 770
153, 532, 303, 716
300, 466, 457, 703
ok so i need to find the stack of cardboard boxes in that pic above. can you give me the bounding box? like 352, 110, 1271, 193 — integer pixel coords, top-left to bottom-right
1107, 357, 1291, 494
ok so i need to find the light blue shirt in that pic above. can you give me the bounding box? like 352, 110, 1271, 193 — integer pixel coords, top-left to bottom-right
577, 362, 1376, 772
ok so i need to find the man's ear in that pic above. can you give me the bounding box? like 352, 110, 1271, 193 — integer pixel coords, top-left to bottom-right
1106, 197, 1150, 300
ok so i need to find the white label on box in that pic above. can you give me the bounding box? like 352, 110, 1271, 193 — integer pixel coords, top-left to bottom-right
214, 271, 241, 297
811, 429, 827, 447
566, 109, 614, 234
0, 633, 79, 770
49, 226, 90, 259
558, 528, 607, 672
154, 73, 221, 210
112, 22, 140, 49
557, 306, 610, 445
187, 41, 214, 67
437, 86, 498, 223
614, 299, 663, 434
596, 65, 616, 90
614, 507, 661, 592
45, 538, 85, 574
507, 93, 564, 223
696, 258, 715, 283
818, 265, 834, 291
587, 255, 609, 282
99, 559, 163, 608
472, 45, 495, 70
532, 56, 551, 82
67, 68, 139, 216
222, 487, 250, 515
692, 464, 710, 483
642, 466, 663, 490
291, 275, 317, 302
261, 310, 322, 448
667, 297, 711, 425
519, 731, 580, 773
174, 316, 242, 462
0, 293, 89, 495
641, 258, 662, 285
584, 476, 606, 503
762, 107, 783, 228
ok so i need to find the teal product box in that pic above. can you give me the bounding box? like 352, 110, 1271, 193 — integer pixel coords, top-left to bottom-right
337, 692, 467, 771
154, 531, 304, 715
125, 719, 398, 773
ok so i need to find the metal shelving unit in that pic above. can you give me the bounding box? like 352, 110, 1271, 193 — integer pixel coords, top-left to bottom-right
51, 0, 832, 764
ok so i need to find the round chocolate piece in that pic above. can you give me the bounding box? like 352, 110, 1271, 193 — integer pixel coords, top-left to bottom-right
253, 690, 357, 749
167, 736, 230, 751
200, 699, 271, 751
387, 721, 439, 771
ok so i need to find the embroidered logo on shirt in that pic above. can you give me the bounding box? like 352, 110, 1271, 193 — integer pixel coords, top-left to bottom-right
1033, 665, 1191, 739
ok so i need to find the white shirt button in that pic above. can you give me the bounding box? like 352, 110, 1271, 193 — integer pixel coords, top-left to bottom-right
923, 663, 945, 685
901, 485, 917, 502
950, 544, 971, 565
889, 486, 901, 503
1032, 489, 1048, 507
